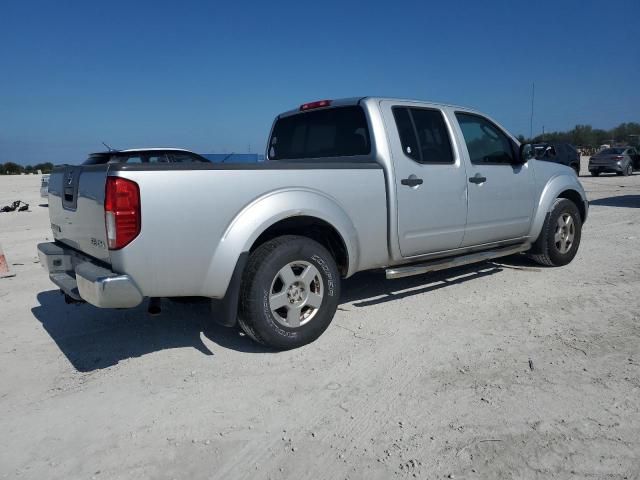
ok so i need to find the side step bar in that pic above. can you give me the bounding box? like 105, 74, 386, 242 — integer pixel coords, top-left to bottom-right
385, 243, 531, 280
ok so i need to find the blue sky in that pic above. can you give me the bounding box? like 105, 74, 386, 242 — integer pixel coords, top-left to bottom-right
1, 0, 639, 165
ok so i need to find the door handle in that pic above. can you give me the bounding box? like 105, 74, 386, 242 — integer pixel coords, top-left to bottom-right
469, 173, 487, 184
401, 176, 423, 187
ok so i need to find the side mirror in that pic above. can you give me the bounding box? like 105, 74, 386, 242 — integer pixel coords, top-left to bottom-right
517, 143, 534, 165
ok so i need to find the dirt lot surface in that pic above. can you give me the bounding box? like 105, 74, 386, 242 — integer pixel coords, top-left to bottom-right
1, 159, 639, 479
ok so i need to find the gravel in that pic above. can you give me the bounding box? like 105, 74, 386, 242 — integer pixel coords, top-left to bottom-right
1, 160, 639, 479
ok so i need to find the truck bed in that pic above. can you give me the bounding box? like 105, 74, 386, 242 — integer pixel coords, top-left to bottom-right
47, 161, 388, 298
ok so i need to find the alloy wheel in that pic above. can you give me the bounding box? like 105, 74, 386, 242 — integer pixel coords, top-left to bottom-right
269, 261, 324, 328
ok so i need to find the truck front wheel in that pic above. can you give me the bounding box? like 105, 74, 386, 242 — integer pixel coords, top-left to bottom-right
529, 198, 582, 267
238, 235, 341, 349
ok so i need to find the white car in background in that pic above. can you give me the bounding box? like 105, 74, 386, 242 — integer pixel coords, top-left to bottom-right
40, 174, 50, 198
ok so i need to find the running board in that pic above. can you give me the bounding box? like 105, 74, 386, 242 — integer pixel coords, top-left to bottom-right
385, 243, 531, 280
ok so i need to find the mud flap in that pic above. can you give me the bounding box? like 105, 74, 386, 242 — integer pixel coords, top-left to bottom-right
210, 252, 249, 327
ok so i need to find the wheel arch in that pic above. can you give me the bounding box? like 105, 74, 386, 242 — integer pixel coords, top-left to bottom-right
250, 216, 350, 276
202, 188, 359, 299
530, 174, 588, 243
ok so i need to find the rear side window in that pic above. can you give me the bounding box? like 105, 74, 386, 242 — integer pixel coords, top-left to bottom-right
392, 107, 454, 164
269, 106, 371, 160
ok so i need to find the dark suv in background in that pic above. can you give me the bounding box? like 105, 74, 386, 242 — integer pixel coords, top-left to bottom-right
533, 143, 580, 175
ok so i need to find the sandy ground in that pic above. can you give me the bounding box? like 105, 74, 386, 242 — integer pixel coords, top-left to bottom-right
0, 158, 639, 480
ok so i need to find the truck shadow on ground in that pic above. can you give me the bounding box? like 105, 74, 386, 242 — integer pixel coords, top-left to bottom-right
31, 291, 265, 372
31, 257, 527, 372
589, 195, 640, 208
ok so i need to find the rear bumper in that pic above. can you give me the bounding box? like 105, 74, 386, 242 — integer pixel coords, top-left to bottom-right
589, 162, 622, 173
37, 242, 143, 308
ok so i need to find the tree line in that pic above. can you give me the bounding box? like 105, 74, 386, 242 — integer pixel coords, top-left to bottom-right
1, 162, 54, 175
518, 122, 640, 148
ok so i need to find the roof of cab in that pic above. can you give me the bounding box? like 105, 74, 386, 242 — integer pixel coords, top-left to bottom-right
277, 96, 479, 118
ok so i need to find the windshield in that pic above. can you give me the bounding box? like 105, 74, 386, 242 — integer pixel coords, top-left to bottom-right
269, 106, 371, 160
600, 148, 625, 155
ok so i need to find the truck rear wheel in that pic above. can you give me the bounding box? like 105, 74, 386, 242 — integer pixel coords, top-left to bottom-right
238, 235, 340, 349
529, 198, 582, 267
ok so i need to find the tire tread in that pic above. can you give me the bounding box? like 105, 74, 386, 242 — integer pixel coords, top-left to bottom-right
529, 198, 581, 267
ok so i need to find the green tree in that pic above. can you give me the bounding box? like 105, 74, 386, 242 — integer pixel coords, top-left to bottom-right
33, 162, 54, 173
2, 162, 24, 175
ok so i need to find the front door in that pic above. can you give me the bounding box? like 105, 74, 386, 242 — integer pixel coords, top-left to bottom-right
380, 101, 468, 257
453, 112, 535, 247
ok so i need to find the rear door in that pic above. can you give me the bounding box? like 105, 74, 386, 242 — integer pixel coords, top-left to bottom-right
380, 101, 468, 257
453, 112, 535, 247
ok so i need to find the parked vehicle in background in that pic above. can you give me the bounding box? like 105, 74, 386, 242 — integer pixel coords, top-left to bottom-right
40, 174, 50, 198
82, 148, 211, 165
589, 147, 639, 176
532, 143, 580, 175
38, 97, 588, 349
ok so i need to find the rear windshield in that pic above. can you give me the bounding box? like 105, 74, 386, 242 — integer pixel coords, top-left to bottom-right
269, 106, 371, 160
600, 148, 625, 155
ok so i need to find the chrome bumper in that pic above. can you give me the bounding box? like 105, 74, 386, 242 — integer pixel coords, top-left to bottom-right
37, 242, 143, 308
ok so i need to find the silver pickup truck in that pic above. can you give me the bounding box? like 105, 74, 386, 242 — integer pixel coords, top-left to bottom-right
38, 97, 588, 349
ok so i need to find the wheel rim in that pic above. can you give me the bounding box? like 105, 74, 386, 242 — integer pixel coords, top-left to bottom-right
269, 261, 324, 328
554, 213, 575, 254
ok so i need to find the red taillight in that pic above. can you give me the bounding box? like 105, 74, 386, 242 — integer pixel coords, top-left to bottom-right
104, 177, 140, 250
300, 99, 332, 111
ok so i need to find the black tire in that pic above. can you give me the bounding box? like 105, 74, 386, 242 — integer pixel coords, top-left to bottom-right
590, 170, 600, 177
238, 235, 340, 349
623, 163, 633, 176
529, 198, 582, 267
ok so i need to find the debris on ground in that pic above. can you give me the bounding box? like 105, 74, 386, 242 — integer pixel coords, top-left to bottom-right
1, 200, 30, 213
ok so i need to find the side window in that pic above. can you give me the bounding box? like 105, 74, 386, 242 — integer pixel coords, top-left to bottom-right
392, 107, 454, 164
146, 153, 170, 163
124, 156, 142, 164
169, 153, 200, 162
410, 108, 454, 164
455, 113, 515, 165
392, 107, 419, 160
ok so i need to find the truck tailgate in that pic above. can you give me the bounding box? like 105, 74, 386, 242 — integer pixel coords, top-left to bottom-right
48, 165, 111, 263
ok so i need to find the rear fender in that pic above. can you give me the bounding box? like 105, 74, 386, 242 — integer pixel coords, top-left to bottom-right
203, 188, 359, 298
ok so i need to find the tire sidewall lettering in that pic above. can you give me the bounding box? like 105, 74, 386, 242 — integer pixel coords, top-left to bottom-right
311, 254, 335, 297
